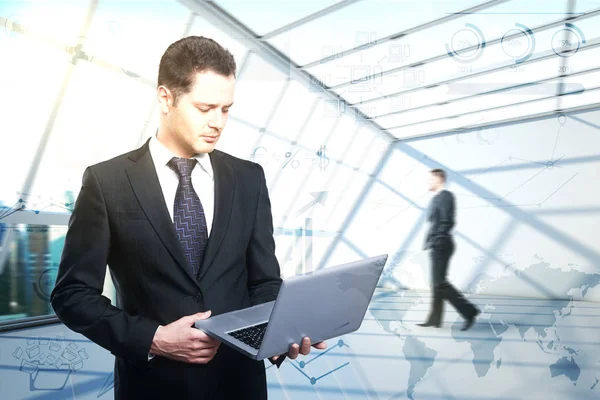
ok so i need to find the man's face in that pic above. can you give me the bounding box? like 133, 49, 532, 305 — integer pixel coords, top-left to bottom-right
159, 70, 235, 157
428, 173, 443, 191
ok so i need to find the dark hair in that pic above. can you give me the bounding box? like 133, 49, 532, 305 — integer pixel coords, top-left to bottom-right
157, 36, 236, 105
430, 168, 446, 182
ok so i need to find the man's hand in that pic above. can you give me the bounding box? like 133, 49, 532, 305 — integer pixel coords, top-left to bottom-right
270, 337, 327, 363
149, 311, 220, 364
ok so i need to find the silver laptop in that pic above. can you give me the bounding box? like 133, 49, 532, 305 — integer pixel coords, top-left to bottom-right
194, 254, 388, 360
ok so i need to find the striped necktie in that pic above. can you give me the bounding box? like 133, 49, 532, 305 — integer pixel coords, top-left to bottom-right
167, 157, 208, 277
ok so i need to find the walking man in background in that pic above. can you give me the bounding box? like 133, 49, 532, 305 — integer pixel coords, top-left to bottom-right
419, 169, 480, 331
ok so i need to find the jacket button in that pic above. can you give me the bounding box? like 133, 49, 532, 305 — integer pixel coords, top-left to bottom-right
193, 294, 201, 302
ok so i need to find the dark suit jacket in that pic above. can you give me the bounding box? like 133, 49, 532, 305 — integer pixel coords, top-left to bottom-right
424, 189, 456, 250
51, 139, 283, 399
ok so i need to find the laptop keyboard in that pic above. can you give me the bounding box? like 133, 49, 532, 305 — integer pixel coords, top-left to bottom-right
227, 322, 268, 350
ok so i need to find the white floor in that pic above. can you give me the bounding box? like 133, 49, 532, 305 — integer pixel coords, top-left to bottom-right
266, 288, 600, 400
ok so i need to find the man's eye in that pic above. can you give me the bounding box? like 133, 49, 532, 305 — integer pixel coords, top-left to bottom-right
198, 108, 210, 112
223, 109, 229, 113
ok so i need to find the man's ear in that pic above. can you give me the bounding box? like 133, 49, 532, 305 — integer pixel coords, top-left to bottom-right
157, 85, 174, 114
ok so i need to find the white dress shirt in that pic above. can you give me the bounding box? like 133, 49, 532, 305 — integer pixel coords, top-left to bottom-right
148, 135, 214, 236
147, 135, 215, 360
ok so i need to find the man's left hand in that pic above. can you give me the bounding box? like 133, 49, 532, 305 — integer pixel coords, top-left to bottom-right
270, 337, 327, 362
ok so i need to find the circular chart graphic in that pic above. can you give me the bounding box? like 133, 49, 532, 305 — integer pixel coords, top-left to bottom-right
501, 23, 536, 63
446, 23, 486, 63
552, 23, 586, 58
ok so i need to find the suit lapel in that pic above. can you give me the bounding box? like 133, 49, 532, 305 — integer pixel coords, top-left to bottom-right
197, 150, 235, 281
124, 140, 201, 289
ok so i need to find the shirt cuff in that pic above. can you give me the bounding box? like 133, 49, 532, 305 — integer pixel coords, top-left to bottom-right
148, 325, 161, 360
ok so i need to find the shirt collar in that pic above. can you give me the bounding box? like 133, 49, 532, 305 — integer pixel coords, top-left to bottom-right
149, 135, 214, 180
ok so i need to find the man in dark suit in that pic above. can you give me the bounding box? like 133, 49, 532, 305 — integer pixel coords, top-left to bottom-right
419, 168, 479, 331
51, 36, 325, 399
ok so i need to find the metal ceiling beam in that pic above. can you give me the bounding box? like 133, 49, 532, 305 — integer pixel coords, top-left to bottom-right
333, 6, 600, 98
260, 0, 362, 40
301, 0, 511, 69
179, 0, 395, 142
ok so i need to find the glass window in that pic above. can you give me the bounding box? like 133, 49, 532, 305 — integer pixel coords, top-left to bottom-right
333, 13, 600, 104
306, 0, 571, 84
266, 0, 484, 66
274, 219, 336, 278
376, 68, 600, 130
388, 84, 600, 138
82, 0, 192, 83
187, 12, 249, 67
574, 0, 600, 14
29, 62, 156, 205
315, 168, 369, 235
266, 80, 319, 140
364, 44, 600, 120
229, 53, 289, 127
321, 239, 364, 269
341, 126, 379, 168
258, 132, 312, 203
295, 97, 343, 152
215, 118, 262, 161
1, 1, 90, 47
344, 179, 427, 257
360, 135, 389, 175
0, 225, 65, 321
323, 114, 360, 163
0, 39, 70, 213
214, 0, 344, 36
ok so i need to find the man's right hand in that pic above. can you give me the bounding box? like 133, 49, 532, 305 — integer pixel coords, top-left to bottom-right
149, 311, 220, 364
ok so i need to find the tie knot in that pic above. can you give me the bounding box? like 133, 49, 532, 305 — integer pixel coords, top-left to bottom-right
168, 157, 197, 178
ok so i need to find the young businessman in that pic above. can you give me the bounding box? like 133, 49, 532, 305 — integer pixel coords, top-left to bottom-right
51, 36, 325, 399
419, 169, 480, 331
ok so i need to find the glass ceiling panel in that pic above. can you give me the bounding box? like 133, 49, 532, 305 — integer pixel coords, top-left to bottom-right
334, 13, 600, 104
376, 69, 600, 129
306, 0, 571, 85
575, 0, 600, 14
359, 44, 600, 119
214, 0, 343, 36
368, 45, 600, 125
266, 0, 484, 67
387, 85, 600, 138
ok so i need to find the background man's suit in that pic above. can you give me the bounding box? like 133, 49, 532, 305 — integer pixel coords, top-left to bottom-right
423, 189, 478, 326
51, 139, 282, 399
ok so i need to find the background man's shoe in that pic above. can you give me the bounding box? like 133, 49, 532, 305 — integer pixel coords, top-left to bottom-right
461, 309, 480, 331
417, 321, 441, 328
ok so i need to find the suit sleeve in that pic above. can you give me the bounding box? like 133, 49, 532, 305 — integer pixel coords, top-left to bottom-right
246, 164, 283, 306
51, 167, 160, 366
436, 191, 455, 237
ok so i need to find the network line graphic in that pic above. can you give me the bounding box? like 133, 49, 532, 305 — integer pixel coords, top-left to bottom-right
0, 192, 74, 221
455, 113, 578, 209
267, 339, 351, 385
